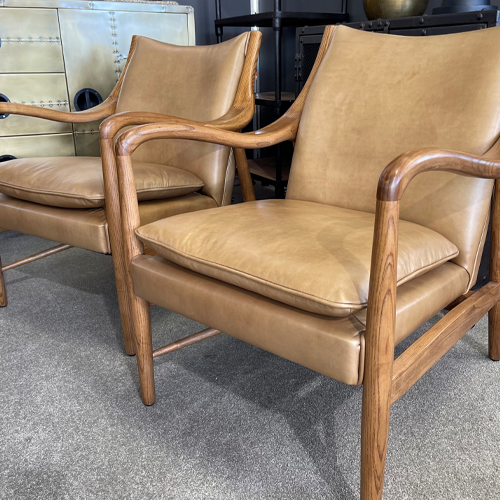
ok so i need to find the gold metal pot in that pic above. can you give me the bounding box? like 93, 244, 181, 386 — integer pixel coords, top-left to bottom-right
362, 0, 430, 20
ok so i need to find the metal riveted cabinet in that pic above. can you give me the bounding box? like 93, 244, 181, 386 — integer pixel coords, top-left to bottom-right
0, 0, 195, 159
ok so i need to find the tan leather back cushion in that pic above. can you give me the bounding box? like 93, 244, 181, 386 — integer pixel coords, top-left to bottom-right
288, 26, 500, 284
116, 33, 249, 206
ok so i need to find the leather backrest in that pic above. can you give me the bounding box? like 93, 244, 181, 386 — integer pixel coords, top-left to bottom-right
287, 25, 500, 285
116, 33, 250, 206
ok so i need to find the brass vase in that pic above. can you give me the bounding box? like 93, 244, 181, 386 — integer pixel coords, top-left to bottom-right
363, 0, 430, 19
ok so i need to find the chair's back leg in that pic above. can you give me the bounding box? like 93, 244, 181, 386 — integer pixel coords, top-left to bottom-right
488, 180, 500, 360
361, 200, 399, 500
0, 256, 7, 307
234, 148, 256, 202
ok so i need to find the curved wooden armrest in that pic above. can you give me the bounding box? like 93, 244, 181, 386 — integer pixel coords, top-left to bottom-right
0, 100, 116, 123
115, 114, 298, 157
100, 105, 255, 140
378, 146, 500, 202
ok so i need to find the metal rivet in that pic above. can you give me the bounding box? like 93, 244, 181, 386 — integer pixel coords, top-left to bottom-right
477, 13, 483, 20
419, 17, 425, 24
421, 29, 427, 35
368, 22, 373, 27
48, 101, 53, 107
360, 23, 365, 29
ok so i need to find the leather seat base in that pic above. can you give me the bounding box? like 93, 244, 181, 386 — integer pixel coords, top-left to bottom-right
0, 192, 218, 254
130, 256, 468, 385
0, 193, 111, 253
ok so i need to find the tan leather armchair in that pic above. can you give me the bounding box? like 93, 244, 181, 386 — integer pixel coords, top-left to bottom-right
109, 25, 500, 499
0, 31, 262, 355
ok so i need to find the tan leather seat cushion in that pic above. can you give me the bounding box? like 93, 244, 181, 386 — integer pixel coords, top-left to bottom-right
136, 199, 459, 317
0, 157, 204, 208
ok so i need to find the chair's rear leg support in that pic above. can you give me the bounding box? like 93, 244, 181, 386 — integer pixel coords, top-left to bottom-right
0, 257, 6, 307
153, 328, 221, 358
234, 148, 256, 202
489, 180, 500, 361
361, 200, 398, 500
488, 307, 500, 360
392, 282, 500, 403
0, 243, 72, 307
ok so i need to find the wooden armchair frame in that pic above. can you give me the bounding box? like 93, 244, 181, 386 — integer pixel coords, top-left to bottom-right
108, 25, 500, 499
0, 31, 262, 358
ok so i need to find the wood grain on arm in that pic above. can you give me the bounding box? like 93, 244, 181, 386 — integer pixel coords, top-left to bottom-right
378, 143, 500, 202
0, 100, 117, 123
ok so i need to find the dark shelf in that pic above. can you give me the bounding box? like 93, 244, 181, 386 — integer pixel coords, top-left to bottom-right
215, 11, 348, 29
255, 91, 296, 107
248, 157, 290, 184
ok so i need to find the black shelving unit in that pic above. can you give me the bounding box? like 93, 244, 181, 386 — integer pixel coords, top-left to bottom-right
215, 0, 348, 198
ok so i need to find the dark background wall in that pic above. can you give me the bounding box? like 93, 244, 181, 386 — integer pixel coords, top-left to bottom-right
187, 0, 445, 93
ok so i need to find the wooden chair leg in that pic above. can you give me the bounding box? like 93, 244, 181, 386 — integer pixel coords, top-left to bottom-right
488, 306, 500, 361
130, 292, 155, 405
489, 180, 500, 361
101, 137, 136, 356
361, 200, 398, 500
234, 148, 256, 202
0, 256, 7, 307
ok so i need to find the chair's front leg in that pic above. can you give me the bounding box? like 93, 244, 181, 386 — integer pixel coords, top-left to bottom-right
101, 138, 136, 356
0, 256, 7, 307
361, 200, 399, 500
488, 179, 500, 361
116, 152, 156, 405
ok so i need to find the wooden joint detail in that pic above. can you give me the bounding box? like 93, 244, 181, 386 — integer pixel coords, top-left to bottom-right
391, 281, 500, 404
152, 328, 221, 358
1, 244, 72, 272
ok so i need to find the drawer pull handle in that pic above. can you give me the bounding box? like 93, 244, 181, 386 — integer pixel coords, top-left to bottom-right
74, 88, 102, 112
0, 93, 10, 119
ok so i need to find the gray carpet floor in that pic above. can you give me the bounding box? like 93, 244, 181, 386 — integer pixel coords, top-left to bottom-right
1, 186, 500, 499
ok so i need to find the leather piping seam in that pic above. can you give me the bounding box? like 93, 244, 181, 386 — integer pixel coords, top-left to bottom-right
0, 182, 204, 204
136, 234, 459, 313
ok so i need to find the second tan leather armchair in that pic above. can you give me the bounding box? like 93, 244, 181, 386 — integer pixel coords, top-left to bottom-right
0, 31, 262, 355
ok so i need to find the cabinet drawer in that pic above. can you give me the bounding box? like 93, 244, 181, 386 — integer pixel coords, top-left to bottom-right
0, 74, 72, 136
0, 134, 75, 160
0, 8, 64, 73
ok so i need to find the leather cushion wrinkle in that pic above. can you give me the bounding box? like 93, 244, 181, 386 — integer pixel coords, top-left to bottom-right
135, 199, 459, 317
0, 156, 204, 208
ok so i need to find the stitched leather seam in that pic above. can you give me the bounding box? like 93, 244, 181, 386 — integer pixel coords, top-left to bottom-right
138, 232, 459, 311
0, 181, 203, 202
